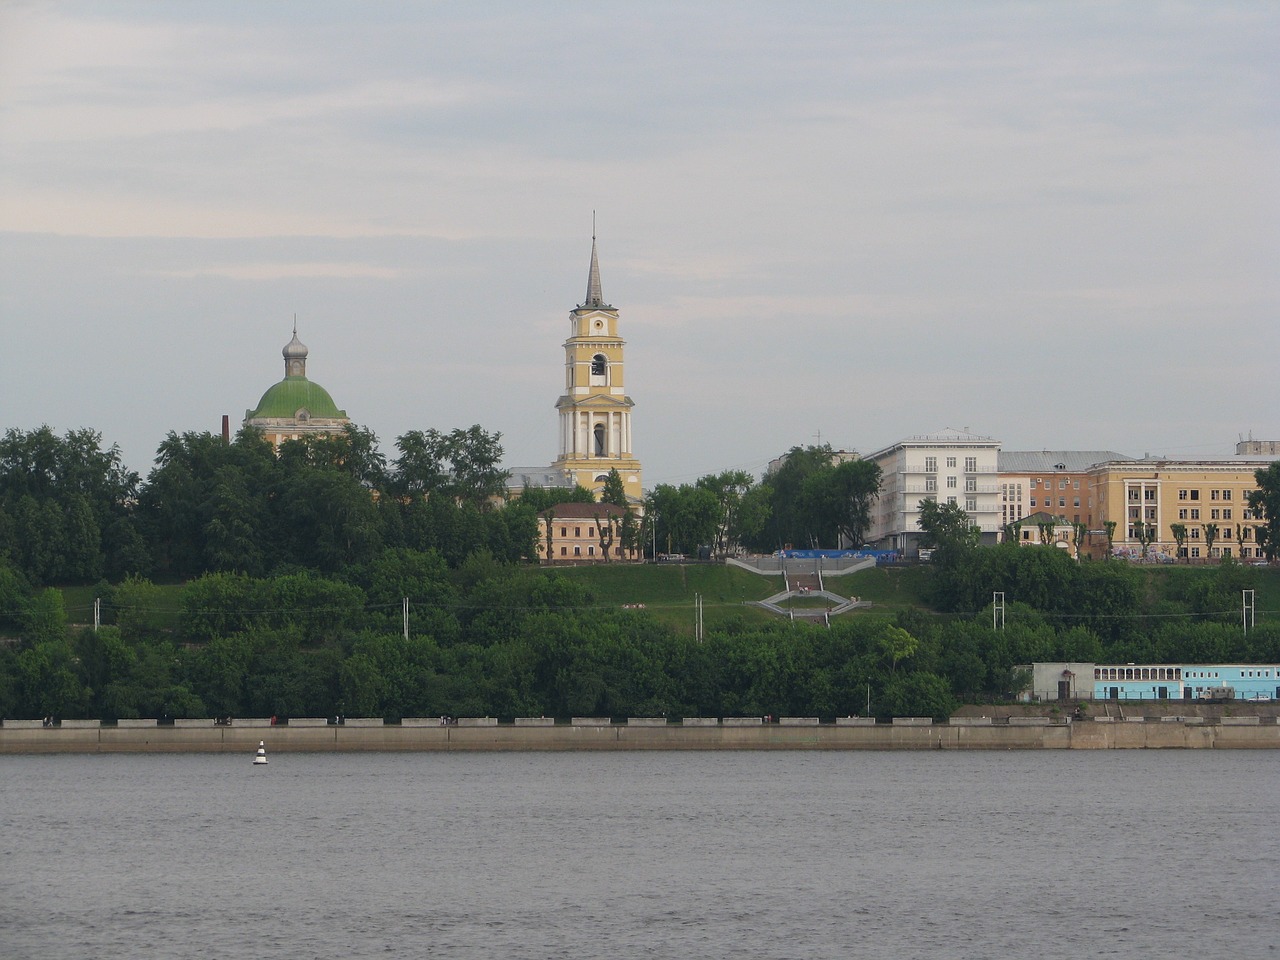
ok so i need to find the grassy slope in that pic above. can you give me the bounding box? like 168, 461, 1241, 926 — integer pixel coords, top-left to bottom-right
542, 563, 932, 633
55, 563, 1280, 637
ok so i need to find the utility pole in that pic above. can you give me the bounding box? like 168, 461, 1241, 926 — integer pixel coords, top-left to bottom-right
993, 591, 1005, 631
403, 597, 409, 641
1243, 589, 1255, 636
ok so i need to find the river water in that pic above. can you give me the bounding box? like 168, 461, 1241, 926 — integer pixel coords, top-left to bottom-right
1, 750, 1275, 959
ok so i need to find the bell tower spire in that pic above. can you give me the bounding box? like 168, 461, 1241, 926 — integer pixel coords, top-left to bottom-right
583, 213, 609, 309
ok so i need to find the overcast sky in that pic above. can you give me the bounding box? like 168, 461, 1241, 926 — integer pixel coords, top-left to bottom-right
2, 1, 1277, 486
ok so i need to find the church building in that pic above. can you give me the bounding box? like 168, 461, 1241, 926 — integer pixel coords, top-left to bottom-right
243, 325, 350, 449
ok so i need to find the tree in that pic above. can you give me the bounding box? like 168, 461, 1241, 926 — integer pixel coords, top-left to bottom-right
1133, 520, 1157, 560
752, 445, 836, 549
695, 470, 756, 557
1247, 462, 1280, 562
802, 459, 881, 547
391, 426, 508, 508
1170, 522, 1188, 561
1072, 522, 1087, 560
517, 484, 594, 514
916, 499, 980, 556
1203, 523, 1218, 559
0, 426, 141, 583
878, 624, 918, 675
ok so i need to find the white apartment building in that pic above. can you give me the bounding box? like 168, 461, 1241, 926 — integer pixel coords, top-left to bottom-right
865, 429, 1002, 556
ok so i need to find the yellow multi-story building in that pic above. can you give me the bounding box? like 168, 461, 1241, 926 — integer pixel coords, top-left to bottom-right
1088, 457, 1272, 561
551, 236, 643, 504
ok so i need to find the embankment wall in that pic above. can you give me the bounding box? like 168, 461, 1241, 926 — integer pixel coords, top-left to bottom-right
2, 720, 1277, 753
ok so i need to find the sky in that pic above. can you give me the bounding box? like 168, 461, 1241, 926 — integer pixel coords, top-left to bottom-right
1, 1, 1277, 487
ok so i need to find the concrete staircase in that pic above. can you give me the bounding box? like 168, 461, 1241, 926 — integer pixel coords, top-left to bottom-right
728, 555, 876, 622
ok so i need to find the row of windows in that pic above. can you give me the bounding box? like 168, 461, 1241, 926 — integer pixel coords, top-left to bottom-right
1031, 497, 1083, 509
1177, 508, 1235, 520
1095, 667, 1181, 681
1185, 669, 1276, 679
1031, 478, 1080, 490
923, 456, 980, 472
1182, 489, 1231, 501
556, 545, 628, 557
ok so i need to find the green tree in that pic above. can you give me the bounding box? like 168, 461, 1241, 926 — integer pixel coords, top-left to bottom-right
1246, 462, 1280, 562
22, 587, 67, 646
917, 499, 980, 556
391, 425, 507, 508
1170, 522, 1188, 561
1203, 523, 1219, 559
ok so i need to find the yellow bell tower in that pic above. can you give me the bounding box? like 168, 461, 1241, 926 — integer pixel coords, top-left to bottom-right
552, 234, 643, 503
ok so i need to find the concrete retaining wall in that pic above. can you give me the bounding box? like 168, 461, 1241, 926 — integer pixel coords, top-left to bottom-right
3, 719, 1277, 753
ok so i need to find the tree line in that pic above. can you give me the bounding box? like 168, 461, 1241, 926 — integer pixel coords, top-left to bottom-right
2, 544, 1276, 724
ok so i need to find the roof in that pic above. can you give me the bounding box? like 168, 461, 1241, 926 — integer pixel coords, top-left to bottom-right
866, 427, 1000, 461
505, 466, 575, 490
1000, 451, 1134, 473
245, 377, 347, 421
579, 235, 612, 310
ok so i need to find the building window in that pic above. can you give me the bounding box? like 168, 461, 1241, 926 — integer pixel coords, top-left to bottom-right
1190, 509, 1199, 520
1073, 480, 1080, 490
1211, 509, 1220, 520
947, 476, 957, 489
946, 457, 956, 468
561, 527, 567, 537
590, 353, 608, 384
1030, 497, 1037, 507
1178, 509, 1187, 520
925, 478, 937, 492
1190, 490, 1199, 500
574, 546, 581, 556
947, 497, 957, 506
1211, 489, 1220, 501
593, 423, 606, 456
965, 479, 977, 492
1144, 488, 1156, 501
1222, 490, 1232, 501
965, 498, 977, 512
560, 547, 567, 556
965, 457, 977, 472
1190, 527, 1200, 539
575, 527, 581, 537
1060, 497, 1067, 508
925, 456, 937, 473
1223, 509, 1232, 520
1031, 478, 1040, 489
1179, 489, 1188, 500
1074, 498, 1080, 508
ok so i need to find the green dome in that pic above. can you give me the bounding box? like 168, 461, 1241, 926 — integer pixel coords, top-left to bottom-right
246, 376, 347, 421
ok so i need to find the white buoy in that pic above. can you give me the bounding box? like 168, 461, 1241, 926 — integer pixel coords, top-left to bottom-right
253, 740, 268, 765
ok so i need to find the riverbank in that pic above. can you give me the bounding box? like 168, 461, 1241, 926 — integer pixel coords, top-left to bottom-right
3, 717, 1278, 752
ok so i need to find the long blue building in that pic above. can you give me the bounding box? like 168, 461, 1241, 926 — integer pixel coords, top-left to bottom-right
1027, 662, 1280, 702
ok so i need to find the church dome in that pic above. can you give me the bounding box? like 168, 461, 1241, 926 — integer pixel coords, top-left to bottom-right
245, 378, 346, 421
283, 330, 308, 360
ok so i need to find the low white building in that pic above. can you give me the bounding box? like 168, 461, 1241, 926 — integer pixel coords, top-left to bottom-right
865, 428, 1001, 556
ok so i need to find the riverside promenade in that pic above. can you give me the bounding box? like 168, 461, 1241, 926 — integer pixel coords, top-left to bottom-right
2, 716, 1278, 752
